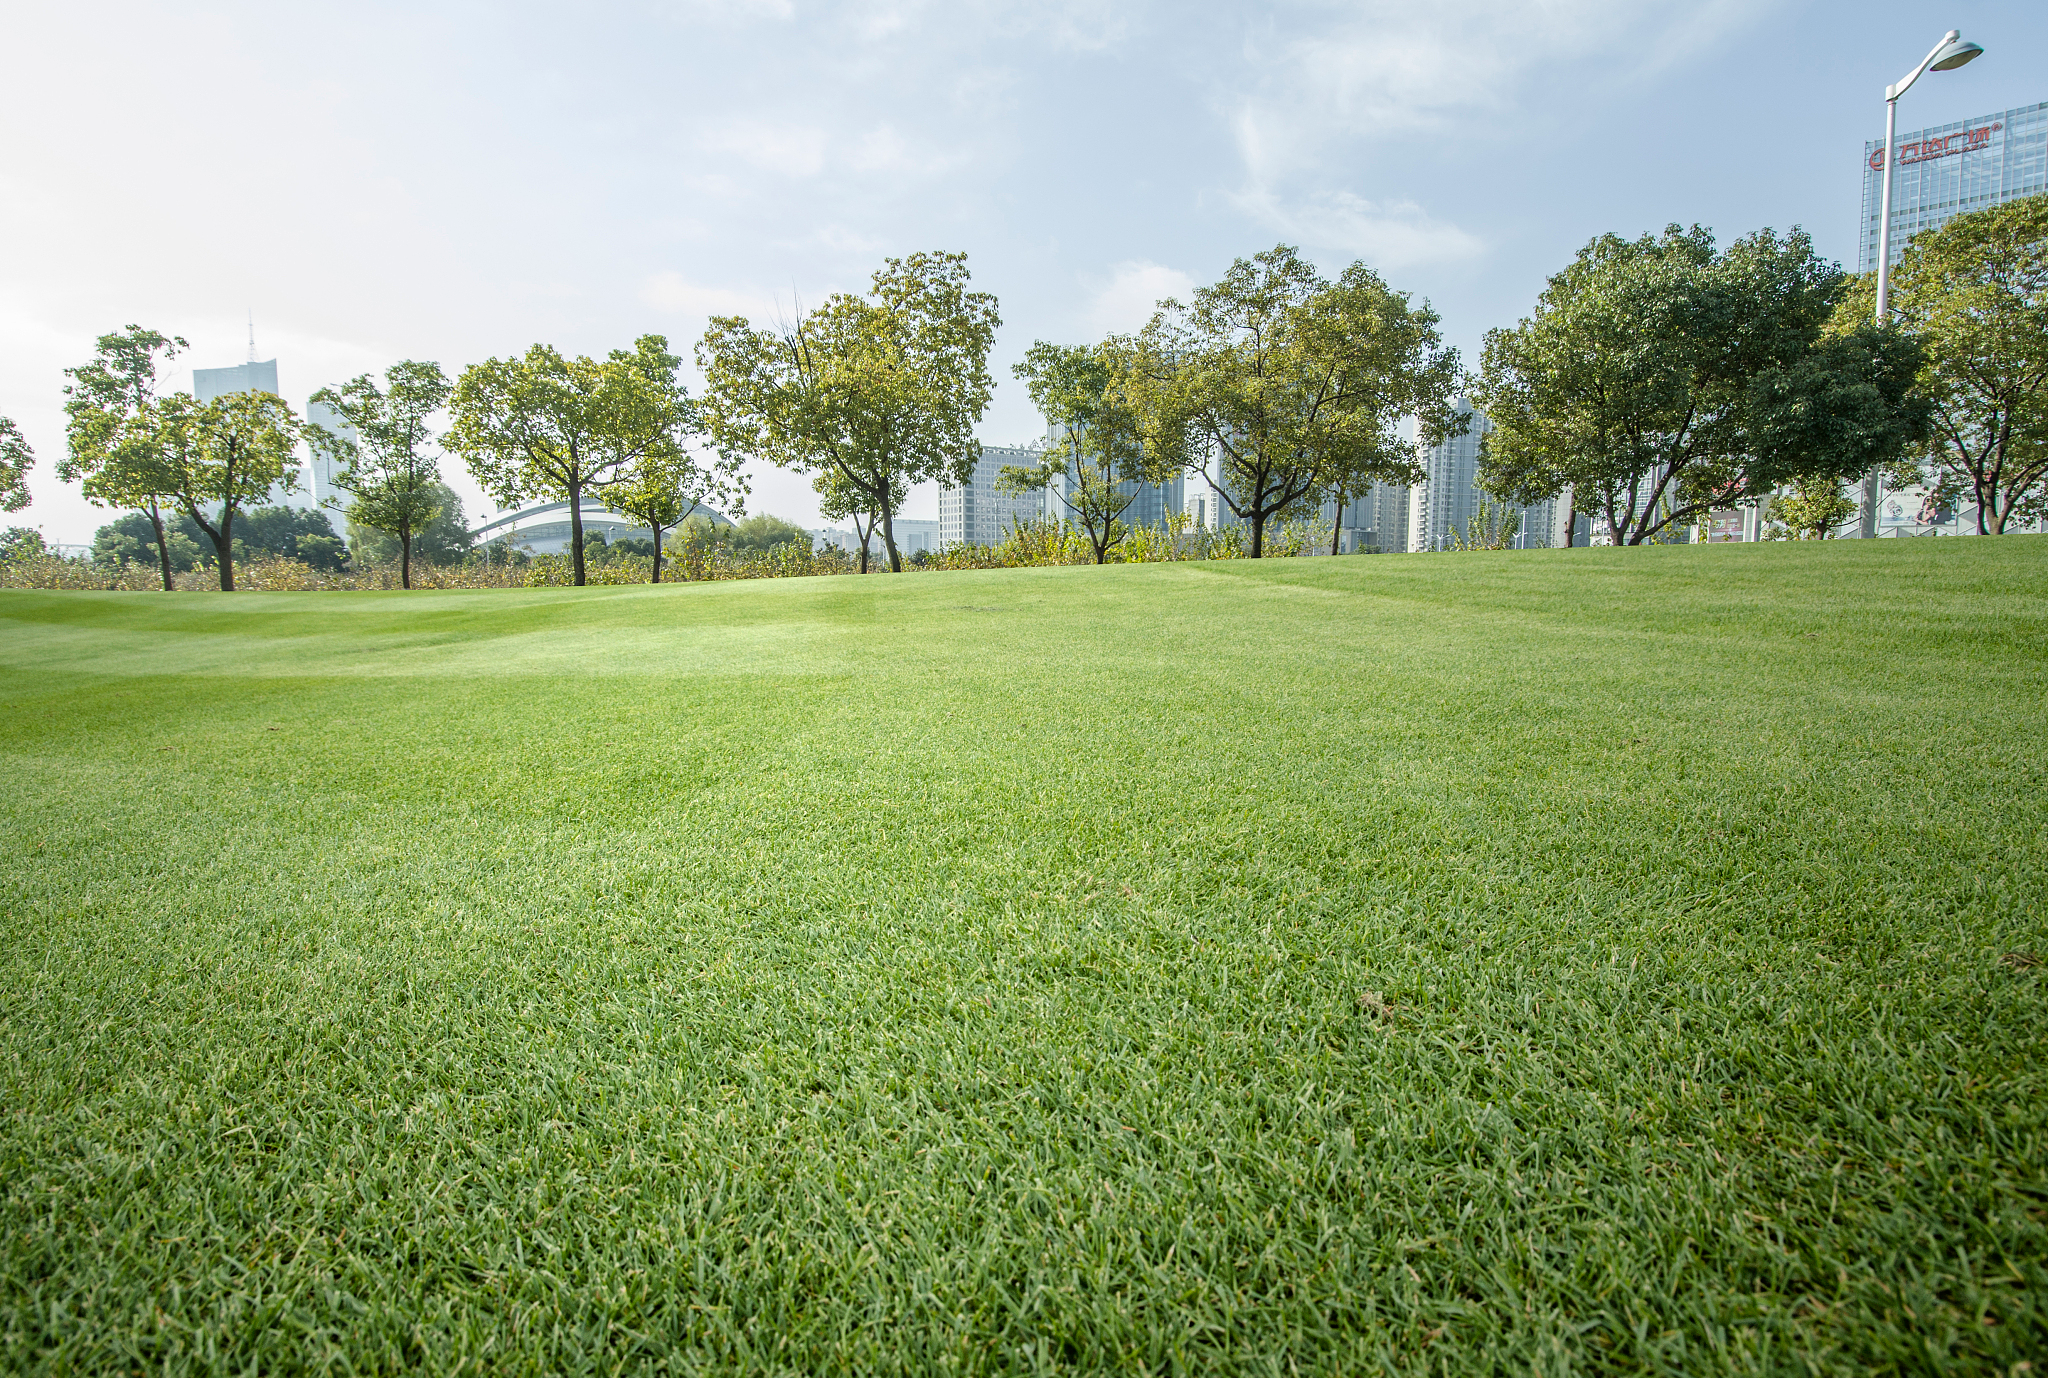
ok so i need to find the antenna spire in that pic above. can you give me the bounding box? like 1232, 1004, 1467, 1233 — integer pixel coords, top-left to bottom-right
247, 310, 257, 363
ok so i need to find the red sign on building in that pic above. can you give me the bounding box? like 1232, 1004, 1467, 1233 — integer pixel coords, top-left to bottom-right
1869, 122, 2001, 170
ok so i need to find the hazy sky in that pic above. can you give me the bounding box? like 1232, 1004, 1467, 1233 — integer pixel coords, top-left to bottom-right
4, 0, 2043, 543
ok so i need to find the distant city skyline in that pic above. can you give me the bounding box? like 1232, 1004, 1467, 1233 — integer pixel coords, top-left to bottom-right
3, 1, 2043, 545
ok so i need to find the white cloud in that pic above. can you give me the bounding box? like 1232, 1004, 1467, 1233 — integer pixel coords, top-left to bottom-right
1081, 260, 1196, 337
1230, 0, 1773, 180
1218, 0, 1769, 273
642, 273, 776, 320
846, 124, 964, 177
696, 120, 828, 177
666, 0, 794, 20
1232, 189, 1485, 269
1026, 0, 1139, 52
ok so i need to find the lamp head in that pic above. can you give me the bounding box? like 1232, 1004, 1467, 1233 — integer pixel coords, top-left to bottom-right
1930, 36, 1983, 71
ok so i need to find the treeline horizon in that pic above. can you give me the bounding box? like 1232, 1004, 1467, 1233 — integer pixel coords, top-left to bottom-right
4, 193, 2042, 590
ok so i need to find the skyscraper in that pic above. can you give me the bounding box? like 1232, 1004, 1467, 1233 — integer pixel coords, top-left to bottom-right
1860, 99, 2047, 273
1027, 426, 1184, 540
192, 352, 355, 514
192, 359, 279, 402
302, 400, 356, 512
1407, 403, 1567, 551
938, 444, 1047, 547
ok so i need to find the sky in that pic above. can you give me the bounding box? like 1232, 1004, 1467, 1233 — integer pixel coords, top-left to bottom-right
3, 0, 2044, 545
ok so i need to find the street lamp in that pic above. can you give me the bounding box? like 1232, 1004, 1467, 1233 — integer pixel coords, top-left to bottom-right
1873, 29, 1984, 321
1859, 29, 1982, 539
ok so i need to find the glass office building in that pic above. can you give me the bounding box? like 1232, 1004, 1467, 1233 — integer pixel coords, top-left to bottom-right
938, 445, 1049, 547
1860, 100, 2047, 272
192, 359, 279, 402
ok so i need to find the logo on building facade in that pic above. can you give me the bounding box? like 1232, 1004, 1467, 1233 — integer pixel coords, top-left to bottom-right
1869, 122, 2002, 170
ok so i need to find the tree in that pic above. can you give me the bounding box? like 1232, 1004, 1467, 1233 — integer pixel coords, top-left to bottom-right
0, 417, 30, 514
235, 506, 350, 570
606, 439, 746, 584
162, 391, 304, 591
1002, 340, 1175, 564
0, 527, 45, 562
698, 250, 1000, 573
813, 466, 902, 574
92, 512, 204, 572
1473, 225, 1927, 546
726, 512, 810, 555
447, 336, 695, 587
58, 326, 188, 590
1846, 194, 2048, 534
310, 361, 452, 589
347, 484, 471, 569
1130, 245, 1460, 558
1766, 478, 1859, 540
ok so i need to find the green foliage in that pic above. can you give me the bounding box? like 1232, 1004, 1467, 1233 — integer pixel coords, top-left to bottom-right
346, 484, 470, 570
92, 512, 204, 572
1843, 193, 2048, 533
311, 360, 453, 589
607, 438, 746, 585
698, 250, 1000, 572
91, 506, 344, 572
1004, 340, 1174, 564
233, 505, 348, 566
1133, 244, 1459, 557
2, 543, 2044, 1372
1765, 479, 1860, 540
0, 527, 45, 561
1445, 499, 1522, 551
724, 512, 811, 555
1474, 225, 1926, 545
448, 336, 696, 587
813, 467, 905, 575
164, 391, 306, 591
0, 417, 31, 513
58, 325, 188, 590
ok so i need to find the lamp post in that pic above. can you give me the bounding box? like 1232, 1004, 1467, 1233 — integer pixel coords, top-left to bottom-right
1873, 29, 1984, 322
1861, 28, 1982, 538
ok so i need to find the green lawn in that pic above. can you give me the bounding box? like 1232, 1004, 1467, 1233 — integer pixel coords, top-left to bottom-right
2, 540, 2044, 1376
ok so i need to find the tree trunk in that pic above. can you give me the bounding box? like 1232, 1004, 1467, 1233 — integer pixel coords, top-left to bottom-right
182, 500, 238, 592
400, 526, 413, 590
210, 509, 236, 591
1563, 489, 1575, 548
1249, 511, 1266, 559
568, 481, 586, 586
879, 502, 902, 573
147, 502, 174, 591
1329, 490, 1345, 557
650, 524, 665, 584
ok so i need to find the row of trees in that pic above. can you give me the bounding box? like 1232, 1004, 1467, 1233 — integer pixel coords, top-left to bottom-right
1470, 195, 2047, 541
18, 197, 2042, 591
44, 330, 745, 591
699, 246, 1463, 568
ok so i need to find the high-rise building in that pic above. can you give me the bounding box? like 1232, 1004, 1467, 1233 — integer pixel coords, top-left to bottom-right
1319, 483, 1410, 553
1410, 404, 1490, 551
1860, 100, 2047, 273
1028, 425, 1185, 537
192, 359, 279, 402
1407, 403, 1570, 551
302, 400, 356, 513
192, 358, 306, 512
938, 445, 1048, 547
192, 356, 347, 514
